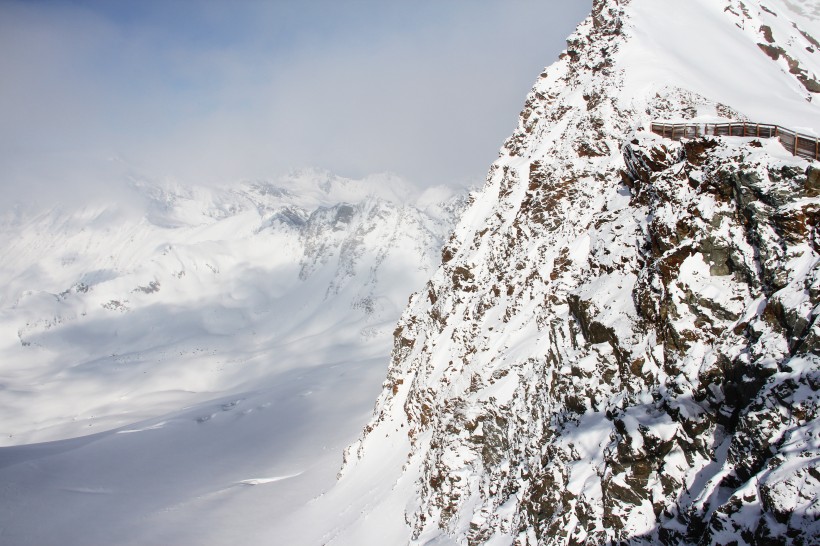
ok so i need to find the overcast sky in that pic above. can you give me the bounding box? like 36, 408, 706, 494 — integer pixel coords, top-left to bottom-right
0, 0, 590, 207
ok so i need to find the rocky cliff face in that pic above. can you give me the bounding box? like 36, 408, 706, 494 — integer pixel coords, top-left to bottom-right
340, 1, 820, 544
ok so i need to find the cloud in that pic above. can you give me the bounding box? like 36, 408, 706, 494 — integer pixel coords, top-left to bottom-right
0, 0, 591, 209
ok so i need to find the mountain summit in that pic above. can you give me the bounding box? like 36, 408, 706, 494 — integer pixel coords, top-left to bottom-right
333, 1, 820, 544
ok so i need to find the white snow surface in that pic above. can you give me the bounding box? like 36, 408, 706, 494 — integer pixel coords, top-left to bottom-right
620, 0, 820, 131
326, 0, 820, 544
0, 169, 464, 545
5, 0, 820, 544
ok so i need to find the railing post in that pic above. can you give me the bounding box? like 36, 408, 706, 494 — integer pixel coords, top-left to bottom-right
729, 122, 732, 137
756, 124, 760, 137
815, 137, 818, 161
794, 133, 799, 156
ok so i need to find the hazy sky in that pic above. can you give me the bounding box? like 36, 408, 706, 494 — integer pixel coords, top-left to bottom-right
0, 0, 590, 206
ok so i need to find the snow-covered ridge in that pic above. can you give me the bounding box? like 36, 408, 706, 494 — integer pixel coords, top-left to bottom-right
330, 1, 820, 544
617, 0, 820, 130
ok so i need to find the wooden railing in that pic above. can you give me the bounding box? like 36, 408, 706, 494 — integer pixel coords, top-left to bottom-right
650, 122, 820, 161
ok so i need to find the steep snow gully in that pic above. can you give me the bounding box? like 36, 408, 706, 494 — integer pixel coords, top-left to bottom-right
334, 0, 820, 545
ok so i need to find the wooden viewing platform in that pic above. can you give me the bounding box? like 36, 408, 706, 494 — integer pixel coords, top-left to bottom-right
650, 121, 820, 162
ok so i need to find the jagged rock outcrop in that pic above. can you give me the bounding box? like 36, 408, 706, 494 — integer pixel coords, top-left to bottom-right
340, 1, 820, 544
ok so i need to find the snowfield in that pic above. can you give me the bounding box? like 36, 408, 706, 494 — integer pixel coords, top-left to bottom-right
0, 170, 464, 545
4, 0, 820, 544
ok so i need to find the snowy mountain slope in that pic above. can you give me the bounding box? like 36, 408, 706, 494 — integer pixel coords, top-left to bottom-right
329, 1, 820, 545
0, 170, 465, 544
618, 0, 820, 128
0, 170, 461, 445
0, 357, 389, 546
783, 0, 820, 27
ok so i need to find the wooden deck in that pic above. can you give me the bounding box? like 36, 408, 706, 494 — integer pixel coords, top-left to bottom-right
650, 121, 820, 162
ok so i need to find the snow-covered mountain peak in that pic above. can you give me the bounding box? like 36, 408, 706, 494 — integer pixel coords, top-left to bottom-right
506, 0, 820, 165
619, 0, 819, 126
4, 1, 820, 544
328, 1, 820, 544
253, 168, 424, 209
0, 172, 466, 447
